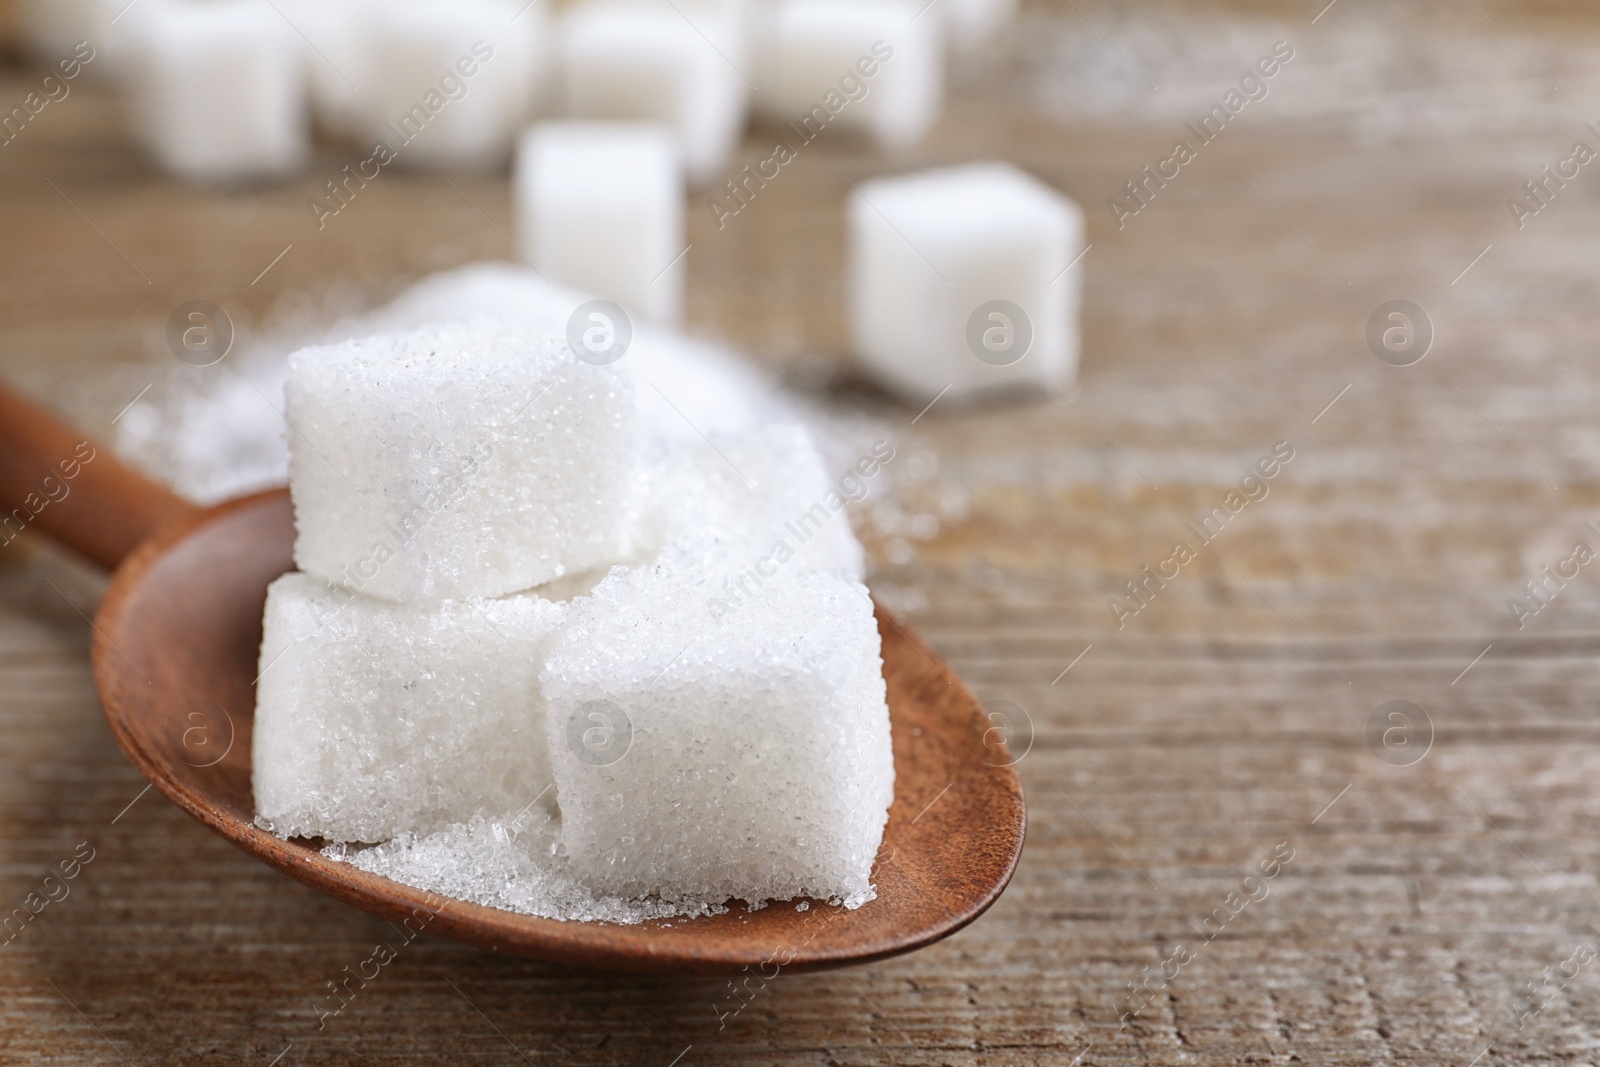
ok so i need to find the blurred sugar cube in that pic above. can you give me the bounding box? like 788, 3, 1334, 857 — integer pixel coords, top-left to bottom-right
125, 0, 309, 182
363, 0, 547, 169
285, 322, 637, 604
753, 0, 941, 151
849, 162, 1085, 403
515, 122, 685, 324
560, 0, 750, 184
252, 573, 566, 843
543, 564, 893, 906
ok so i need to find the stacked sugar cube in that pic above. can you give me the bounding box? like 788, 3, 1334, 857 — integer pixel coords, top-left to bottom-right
255, 322, 636, 842
254, 276, 895, 914
253, 574, 566, 843
283, 324, 637, 602
544, 562, 890, 907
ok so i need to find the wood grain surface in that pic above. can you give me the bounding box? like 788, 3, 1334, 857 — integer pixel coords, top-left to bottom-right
4, 0, 1600, 1062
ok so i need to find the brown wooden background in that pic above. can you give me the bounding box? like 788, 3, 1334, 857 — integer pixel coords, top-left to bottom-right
5, 0, 1600, 1062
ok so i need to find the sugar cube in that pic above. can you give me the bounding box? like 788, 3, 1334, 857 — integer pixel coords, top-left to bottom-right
362, 0, 547, 169
252, 573, 566, 843
542, 563, 893, 907
559, 0, 750, 185
125, 0, 310, 182
849, 162, 1085, 403
752, 0, 942, 151
285, 322, 637, 604
515, 123, 686, 325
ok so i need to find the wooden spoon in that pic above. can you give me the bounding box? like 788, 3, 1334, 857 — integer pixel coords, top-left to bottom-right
0, 383, 1026, 976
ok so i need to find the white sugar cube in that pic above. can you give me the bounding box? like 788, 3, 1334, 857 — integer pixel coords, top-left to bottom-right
849, 163, 1085, 403
637, 423, 867, 583
943, 0, 1016, 47
543, 563, 893, 907
515, 123, 685, 325
363, 0, 547, 169
285, 322, 637, 604
752, 0, 941, 151
125, 0, 309, 182
559, 0, 749, 185
252, 573, 566, 843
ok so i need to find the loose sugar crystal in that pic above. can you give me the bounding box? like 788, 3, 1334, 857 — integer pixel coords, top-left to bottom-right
252, 573, 567, 843
542, 563, 894, 907
848, 162, 1085, 403
330, 811, 729, 923
752, 0, 942, 151
559, 0, 749, 184
125, 0, 309, 182
515, 122, 686, 324
285, 322, 636, 603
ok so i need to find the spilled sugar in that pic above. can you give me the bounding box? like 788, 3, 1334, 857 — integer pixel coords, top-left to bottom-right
323, 809, 732, 925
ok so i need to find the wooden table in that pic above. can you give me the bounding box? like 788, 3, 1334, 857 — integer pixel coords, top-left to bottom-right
3, 1, 1600, 1062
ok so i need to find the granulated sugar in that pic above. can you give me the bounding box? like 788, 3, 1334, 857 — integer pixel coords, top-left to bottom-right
323, 810, 730, 924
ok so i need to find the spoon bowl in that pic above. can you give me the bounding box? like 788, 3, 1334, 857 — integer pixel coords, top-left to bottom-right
2, 386, 1026, 975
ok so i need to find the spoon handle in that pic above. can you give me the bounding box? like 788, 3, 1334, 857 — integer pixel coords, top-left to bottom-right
0, 382, 199, 570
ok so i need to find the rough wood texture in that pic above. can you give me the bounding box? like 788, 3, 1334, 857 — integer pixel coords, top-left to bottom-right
3, 0, 1599, 1062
